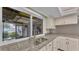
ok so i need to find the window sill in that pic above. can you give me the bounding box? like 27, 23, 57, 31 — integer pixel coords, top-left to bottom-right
0, 37, 30, 46
0, 34, 45, 46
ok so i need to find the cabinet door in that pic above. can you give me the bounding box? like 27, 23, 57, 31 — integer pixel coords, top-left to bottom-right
46, 42, 53, 51
53, 37, 67, 51
68, 38, 79, 51
39, 46, 47, 51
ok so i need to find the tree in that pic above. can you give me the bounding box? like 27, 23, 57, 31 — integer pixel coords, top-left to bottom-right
3, 31, 9, 38
9, 32, 16, 39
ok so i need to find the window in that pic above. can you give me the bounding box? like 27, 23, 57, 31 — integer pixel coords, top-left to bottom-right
16, 24, 23, 38
32, 17, 43, 35
3, 23, 16, 41
2, 7, 30, 41
23, 24, 30, 37
2, 7, 43, 41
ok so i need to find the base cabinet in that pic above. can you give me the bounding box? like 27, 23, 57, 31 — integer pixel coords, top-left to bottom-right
46, 41, 53, 51
68, 38, 79, 51
53, 37, 68, 51
39, 41, 53, 51
39, 36, 79, 51
39, 46, 47, 51
53, 36, 79, 51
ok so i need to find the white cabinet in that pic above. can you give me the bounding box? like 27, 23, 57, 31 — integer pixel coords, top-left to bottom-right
55, 15, 78, 25
56, 19, 66, 25
68, 38, 79, 51
39, 36, 79, 51
39, 46, 47, 51
59, 7, 78, 16
46, 41, 53, 51
53, 36, 79, 51
39, 41, 53, 51
53, 36, 68, 51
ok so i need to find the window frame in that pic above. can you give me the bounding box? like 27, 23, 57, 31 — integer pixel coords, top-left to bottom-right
2, 7, 43, 42
3, 21, 30, 41
3, 21, 16, 41
32, 17, 43, 35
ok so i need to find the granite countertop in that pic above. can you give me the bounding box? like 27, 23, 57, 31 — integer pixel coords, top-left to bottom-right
55, 33, 79, 39
24, 33, 79, 51
24, 34, 58, 51
28, 33, 79, 51
1, 33, 79, 51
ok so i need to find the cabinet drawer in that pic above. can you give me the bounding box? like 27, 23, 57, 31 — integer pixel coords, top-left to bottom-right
46, 42, 53, 51
39, 46, 47, 51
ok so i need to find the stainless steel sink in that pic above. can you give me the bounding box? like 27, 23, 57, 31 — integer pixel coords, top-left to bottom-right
41, 38, 48, 42
34, 38, 48, 45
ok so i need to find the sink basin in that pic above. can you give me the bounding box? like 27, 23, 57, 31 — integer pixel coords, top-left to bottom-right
34, 38, 48, 45
41, 38, 48, 42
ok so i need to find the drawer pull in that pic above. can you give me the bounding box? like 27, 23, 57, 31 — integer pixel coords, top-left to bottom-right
58, 48, 64, 51
66, 42, 69, 45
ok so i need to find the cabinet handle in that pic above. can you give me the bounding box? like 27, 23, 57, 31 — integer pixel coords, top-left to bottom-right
66, 42, 69, 45
68, 42, 69, 44
49, 44, 51, 46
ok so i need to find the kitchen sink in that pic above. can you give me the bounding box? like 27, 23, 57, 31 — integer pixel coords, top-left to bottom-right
34, 37, 48, 45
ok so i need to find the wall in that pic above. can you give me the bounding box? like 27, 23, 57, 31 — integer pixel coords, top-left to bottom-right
43, 17, 47, 34
55, 24, 79, 35
45, 17, 56, 34
55, 15, 79, 35
46, 17, 55, 29
0, 8, 2, 41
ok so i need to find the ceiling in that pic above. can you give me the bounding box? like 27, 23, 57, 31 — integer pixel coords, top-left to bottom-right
31, 7, 61, 18
30, 7, 79, 18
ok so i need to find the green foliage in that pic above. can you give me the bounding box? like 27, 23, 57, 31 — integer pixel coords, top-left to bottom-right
9, 32, 16, 39
3, 31, 9, 38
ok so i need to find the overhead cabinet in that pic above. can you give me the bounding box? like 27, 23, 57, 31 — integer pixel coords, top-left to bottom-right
55, 15, 78, 25
59, 7, 78, 16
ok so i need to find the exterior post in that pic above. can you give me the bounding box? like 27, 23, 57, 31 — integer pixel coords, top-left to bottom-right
0, 7, 2, 41
30, 15, 33, 37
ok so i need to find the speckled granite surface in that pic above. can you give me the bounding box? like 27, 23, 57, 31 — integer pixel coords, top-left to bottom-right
0, 33, 79, 51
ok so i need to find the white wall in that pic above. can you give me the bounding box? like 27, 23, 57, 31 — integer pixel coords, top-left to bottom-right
43, 17, 47, 34
55, 24, 79, 35
43, 17, 56, 34
0, 7, 2, 41
46, 17, 55, 29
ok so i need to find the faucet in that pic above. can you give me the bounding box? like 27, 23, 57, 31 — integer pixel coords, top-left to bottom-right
29, 35, 36, 48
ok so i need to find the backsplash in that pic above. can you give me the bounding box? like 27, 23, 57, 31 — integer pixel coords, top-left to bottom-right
55, 23, 79, 35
